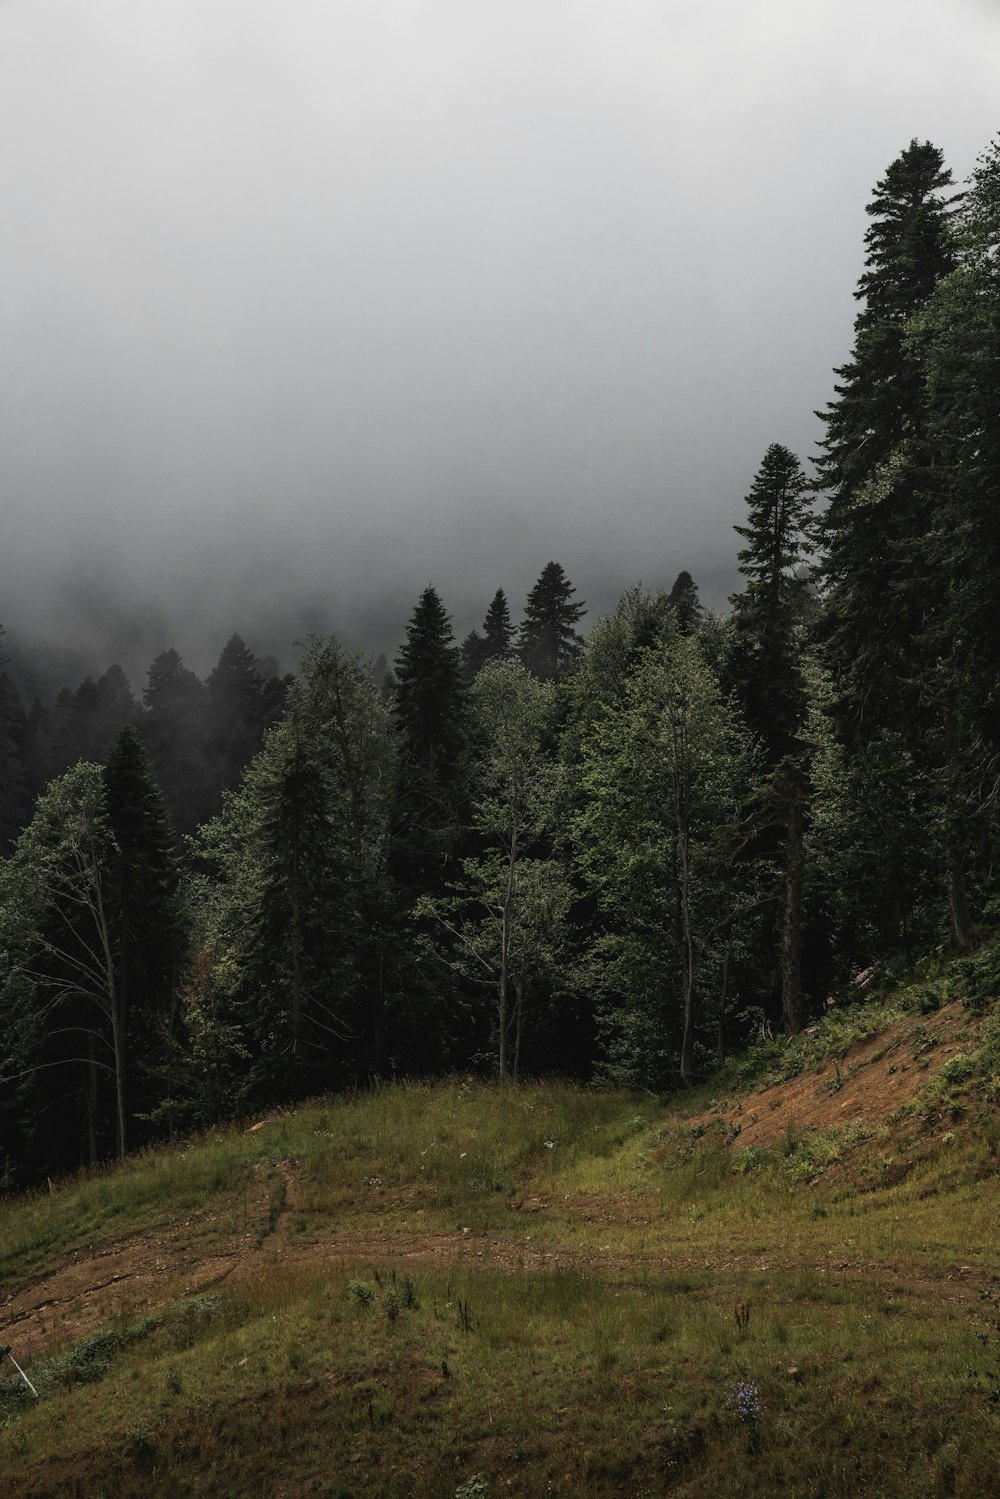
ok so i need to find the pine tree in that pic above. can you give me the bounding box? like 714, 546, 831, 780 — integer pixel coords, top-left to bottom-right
205, 634, 279, 802
730, 444, 813, 762
518, 563, 586, 681
194, 638, 394, 1102
103, 726, 185, 1136
482, 588, 516, 662
666, 571, 702, 635
141, 649, 212, 833
0, 628, 33, 853
816, 140, 959, 743
460, 629, 488, 678
393, 587, 468, 796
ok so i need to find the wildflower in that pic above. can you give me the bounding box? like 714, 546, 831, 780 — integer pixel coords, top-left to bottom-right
732, 1380, 762, 1424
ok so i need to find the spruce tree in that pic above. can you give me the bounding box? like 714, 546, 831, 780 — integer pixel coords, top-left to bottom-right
816, 140, 959, 743
518, 562, 585, 681
205, 634, 279, 801
103, 726, 185, 1137
394, 589, 467, 783
482, 588, 516, 662
142, 648, 212, 833
666, 571, 702, 635
0, 628, 33, 853
729, 444, 813, 762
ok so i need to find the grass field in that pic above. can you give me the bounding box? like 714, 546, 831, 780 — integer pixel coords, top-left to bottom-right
2, 1034, 999, 1496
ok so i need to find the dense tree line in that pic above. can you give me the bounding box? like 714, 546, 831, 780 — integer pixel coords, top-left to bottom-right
3, 134, 1000, 1187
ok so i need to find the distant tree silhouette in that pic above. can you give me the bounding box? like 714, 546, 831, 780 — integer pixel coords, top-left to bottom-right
518, 563, 585, 681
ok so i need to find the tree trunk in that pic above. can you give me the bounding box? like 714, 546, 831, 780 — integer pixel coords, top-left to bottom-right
717, 941, 731, 1064
513, 979, 524, 1083
946, 841, 978, 954
677, 830, 695, 1087
498, 809, 518, 1082
781, 766, 805, 1036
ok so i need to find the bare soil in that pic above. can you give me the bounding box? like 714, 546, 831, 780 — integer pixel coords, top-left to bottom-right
686, 999, 978, 1147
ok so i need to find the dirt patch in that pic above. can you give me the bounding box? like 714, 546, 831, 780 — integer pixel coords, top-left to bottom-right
687, 1000, 978, 1149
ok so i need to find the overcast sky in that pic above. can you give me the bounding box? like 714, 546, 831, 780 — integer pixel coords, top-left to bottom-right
1, 0, 998, 685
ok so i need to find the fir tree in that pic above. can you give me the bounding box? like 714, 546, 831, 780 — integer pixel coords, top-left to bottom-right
666, 571, 702, 635
205, 634, 278, 801
0, 628, 33, 853
141, 648, 212, 833
816, 140, 959, 744
517, 562, 585, 681
482, 588, 516, 662
103, 726, 185, 1137
730, 444, 813, 761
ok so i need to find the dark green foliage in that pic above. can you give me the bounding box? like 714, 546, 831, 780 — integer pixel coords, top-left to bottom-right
103, 726, 185, 1134
729, 444, 812, 762
195, 640, 394, 1103
43, 664, 141, 781
518, 562, 585, 681
0, 630, 34, 853
392, 587, 470, 891
462, 589, 516, 678
482, 588, 516, 662
205, 634, 286, 804
816, 141, 958, 745
666, 570, 702, 634
141, 648, 213, 834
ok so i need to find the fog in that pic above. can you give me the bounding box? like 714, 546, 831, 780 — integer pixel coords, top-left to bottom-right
1, 0, 997, 690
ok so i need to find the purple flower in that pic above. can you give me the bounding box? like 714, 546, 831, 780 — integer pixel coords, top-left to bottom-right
732, 1380, 762, 1424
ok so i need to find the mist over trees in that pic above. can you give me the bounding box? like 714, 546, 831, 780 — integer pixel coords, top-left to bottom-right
4, 134, 1000, 1187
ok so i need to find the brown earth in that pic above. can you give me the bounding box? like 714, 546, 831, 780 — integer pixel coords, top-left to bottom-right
1, 1001, 991, 1364
685, 999, 978, 1148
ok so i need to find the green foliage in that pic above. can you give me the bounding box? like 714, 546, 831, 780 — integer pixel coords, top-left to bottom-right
194, 637, 393, 1101
517, 561, 585, 682
730, 443, 813, 761
575, 632, 756, 1087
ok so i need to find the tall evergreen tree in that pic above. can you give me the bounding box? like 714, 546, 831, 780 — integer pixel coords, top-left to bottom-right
0, 628, 33, 853
205, 634, 283, 803
103, 726, 185, 1135
195, 638, 394, 1101
392, 587, 469, 887
666, 571, 702, 635
729, 444, 813, 762
518, 563, 586, 681
816, 140, 959, 743
482, 588, 516, 662
142, 648, 213, 833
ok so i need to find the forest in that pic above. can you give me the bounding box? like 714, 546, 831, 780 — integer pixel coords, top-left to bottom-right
2, 134, 999, 1190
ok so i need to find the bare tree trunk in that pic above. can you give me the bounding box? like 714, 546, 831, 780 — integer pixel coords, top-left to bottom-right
498, 809, 518, 1081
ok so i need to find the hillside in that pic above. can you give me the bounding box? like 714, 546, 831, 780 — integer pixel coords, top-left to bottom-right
2, 972, 999, 1498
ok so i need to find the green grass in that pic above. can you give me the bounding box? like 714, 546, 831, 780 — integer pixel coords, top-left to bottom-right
1, 1070, 999, 1495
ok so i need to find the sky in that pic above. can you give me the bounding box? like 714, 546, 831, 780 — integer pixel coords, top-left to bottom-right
1, 0, 998, 689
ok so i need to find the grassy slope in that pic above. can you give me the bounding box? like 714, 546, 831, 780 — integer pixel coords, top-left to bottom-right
1, 971, 1000, 1497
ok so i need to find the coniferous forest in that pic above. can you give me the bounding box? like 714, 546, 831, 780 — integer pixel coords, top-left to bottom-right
2, 134, 1000, 1189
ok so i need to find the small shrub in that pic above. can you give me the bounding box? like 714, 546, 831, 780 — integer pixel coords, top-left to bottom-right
940, 1053, 975, 1086
736, 1145, 770, 1174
